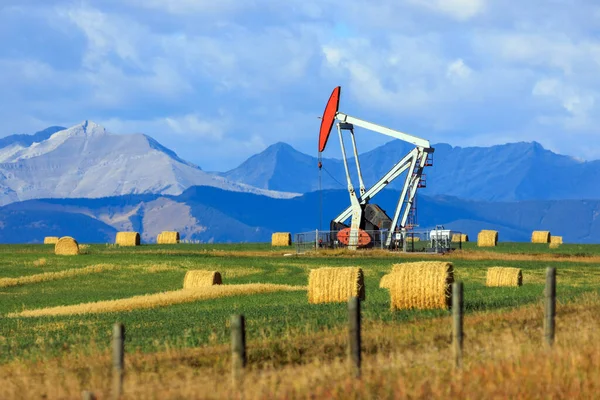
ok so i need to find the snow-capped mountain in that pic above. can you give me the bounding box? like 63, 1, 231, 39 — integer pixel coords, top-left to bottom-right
0, 121, 298, 205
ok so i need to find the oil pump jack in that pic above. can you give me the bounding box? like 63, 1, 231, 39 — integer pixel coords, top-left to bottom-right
318, 86, 434, 250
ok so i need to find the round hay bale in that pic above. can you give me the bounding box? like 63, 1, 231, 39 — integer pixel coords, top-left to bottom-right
486, 267, 522, 287
54, 237, 79, 256
308, 267, 365, 304
379, 273, 393, 289
550, 236, 563, 245
272, 232, 292, 247
115, 232, 140, 246
451, 234, 468, 243
531, 231, 551, 244
183, 270, 222, 288
157, 231, 180, 244
44, 236, 59, 245
477, 230, 498, 247
389, 262, 454, 310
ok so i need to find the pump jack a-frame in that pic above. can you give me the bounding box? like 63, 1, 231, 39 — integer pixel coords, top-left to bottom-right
318, 86, 434, 250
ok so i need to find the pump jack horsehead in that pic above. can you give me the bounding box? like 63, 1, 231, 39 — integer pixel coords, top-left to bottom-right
318, 86, 434, 250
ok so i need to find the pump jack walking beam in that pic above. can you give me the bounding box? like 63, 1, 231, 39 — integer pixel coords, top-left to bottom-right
335, 113, 430, 149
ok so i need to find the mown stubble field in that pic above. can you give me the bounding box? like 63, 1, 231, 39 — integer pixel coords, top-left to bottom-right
1, 242, 600, 399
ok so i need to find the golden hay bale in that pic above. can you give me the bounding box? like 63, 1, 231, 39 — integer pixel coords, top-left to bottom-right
486, 267, 522, 287
308, 267, 365, 304
272, 232, 292, 247
115, 232, 140, 246
54, 237, 79, 256
550, 236, 563, 245
531, 231, 551, 243
549, 243, 560, 249
43, 236, 59, 244
451, 234, 469, 243
391, 261, 450, 273
183, 270, 222, 288
157, 231, 180, 244
389, 262, 453, 310
477, 230, 498, 247
379, 273, 393, 289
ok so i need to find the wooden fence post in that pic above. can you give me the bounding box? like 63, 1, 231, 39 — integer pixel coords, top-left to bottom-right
544, 267, 556, 347
348, 296, 361, 378
112, 323, 125, 399
82, 390, 96, 400
231, 314, 246, 388
452, 281, 464, 369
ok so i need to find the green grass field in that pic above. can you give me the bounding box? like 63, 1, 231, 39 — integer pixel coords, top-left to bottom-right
460, 241, 600, 255
2, 242, 600, 365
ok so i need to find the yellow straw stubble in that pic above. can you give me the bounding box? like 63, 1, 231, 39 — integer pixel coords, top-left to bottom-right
9, 284, 305, 318
0, 264, 118, 288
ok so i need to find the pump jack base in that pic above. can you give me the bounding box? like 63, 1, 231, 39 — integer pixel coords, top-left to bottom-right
336, 228, 372, 248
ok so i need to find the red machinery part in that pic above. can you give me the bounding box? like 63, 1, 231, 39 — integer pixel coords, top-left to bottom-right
318, 86, 341, 152
336, 227, 372, 247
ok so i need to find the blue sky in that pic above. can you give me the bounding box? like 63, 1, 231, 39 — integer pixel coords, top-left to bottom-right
1, 0, 599, 170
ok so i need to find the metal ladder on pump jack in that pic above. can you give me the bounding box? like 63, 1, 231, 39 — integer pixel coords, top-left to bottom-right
405, 152, 432, 233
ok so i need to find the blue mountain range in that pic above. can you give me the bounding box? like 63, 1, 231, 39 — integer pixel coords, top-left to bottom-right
0, 186, 598, 244
1, 125, 599, 244
224, 140, 599, 201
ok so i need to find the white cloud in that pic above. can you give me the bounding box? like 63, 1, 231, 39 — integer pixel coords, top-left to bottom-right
473, 32, 600, 76
446, 59, 472, 82
98, 114, 268, 171
164, 115, 226, 140
59, 3, 322, 98
63, 6, 146, 68
321, 35, 445, 112
532, 78, 596, 130
408, 0, 486, 20
320, 35, 484, 135
101, 114, 227, 140
122, 0, 248, 15
5, 0, 600, 168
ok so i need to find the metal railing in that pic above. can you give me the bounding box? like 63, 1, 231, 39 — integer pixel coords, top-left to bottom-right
294, 230, 391, 253
294, 228, 465, 254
